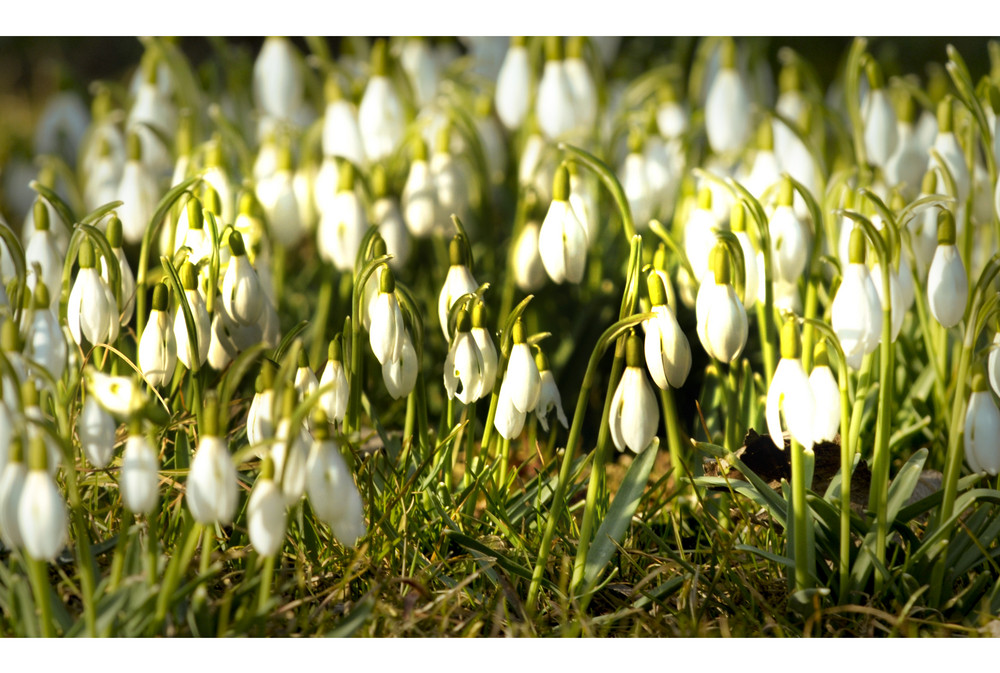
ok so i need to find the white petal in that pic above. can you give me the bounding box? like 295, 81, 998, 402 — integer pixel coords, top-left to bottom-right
248, 479, 287, 557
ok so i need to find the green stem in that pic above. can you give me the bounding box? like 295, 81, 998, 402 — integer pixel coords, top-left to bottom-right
257, 554, 275, 616
789, 438, 812, 591
26, 555, 55, 637
152, 520, 203, 633
309, 266, 336, 370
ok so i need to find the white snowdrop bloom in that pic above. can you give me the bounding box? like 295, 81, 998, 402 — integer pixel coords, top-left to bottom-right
84, 369, 148, 420
861, 63, 898, 169
729, 207, 759, 308
564, 37, 597, 136
400, 38, 439, 107
248, 457, 287, 557
470, 302, 498, 398
173, 262, 211, 370
536, 38, 576, 142
742, 121, 781, 200
568, 169, 597, 244
35, 90, 89, 164
358, 41, 405, 162
656, 92, 689, 141
773, 64, 807, 162
24, 201, 63, 312
965, 374, 1000, 476
317, 164, 368, 272
443, 311, 487, 405
989, 331, 1000, 399
138, 283, 177, 388
176, 197, 215, 265
256, 147, 304, 248
696, 245, 748, 364
495, 38, 532, 130
319, 338, 349, 426
684, 187, 720, 283
187, 428, 238, 526
0, 442, 26, 549
115, 133, 159, 244
68, 240, 120, 347
247, 367, 276, 448
538, 165, 588, 284
321, 88, 366, 168
78, 394, 116, 469
766, 321, 817, 450
24, 283, 67, 382
84, 136, 122, 212
930, 98, 971, 205
705, 40, 751, 156
474, 98, 507, 185
767, 178, 810, 284
382, 329, 418, 400
534, 352, 568, 433
221, 231, 263, 327
623, 147, 654, 231
253, 37, 303, 122
609, 333, 659, 454
884, 101, 927, 200
307, 427, 366, 547
207, 306, 238, 372
369, 269, 406, 367
430, 131, 469, 228
493, 378, 526, 441
512, 221, 547, 292
121, 430, 159, 515
99, 216, 136, 326
438, 237, 479, 341
809, 344, 841, 445
502, 320, 541, 414
402, 139, 438, 238
643, 273, 692, 390
18, 437, 68, 562
926, 211, 968, 329
832, 229, 882, 369
519, 132, 556, 204
373, 196, 410, 271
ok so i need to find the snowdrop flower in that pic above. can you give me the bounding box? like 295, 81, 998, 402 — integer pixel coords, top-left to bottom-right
965, 371, 1000, 475
705, 39, 751, 156
495, 37, 531, 130
609, 332, 659, 454
884, 94, 927, 200
438, 235, 479, 340
18, 436, 68, 562
382, 329, 418, 400
568, 165, 597, 244
512, 221, 547, 292
247, 364, 276, 448
84, 369, 147, 420
221, 231, 264, 327
443, 309, 487, 405
471, 302, 498, 398
370, 166, 410, 270
78, 393, 116, 469
138, 283, 177, 388
68, 240, 120, 347
656, 83, 689, 141
730, 204, 759, 308
369, 268, 406, 366
307, 419, 365, 546
684, 187, 720, 283
402, 137, 438, 238
35, 89, 89, 165
320, 76, 366, 168
97, 217, 136, 326
861, 60, 898, 169
293, 349, 318, 407
534, 351, 568, 433
24, 282, 67, 381
696, 243, 748, 364
186, 397, 238, 525
643, 272, 692, 390
126, 58, 175, 176
358, 40, 405, 162
319, 337, 349, 426
253, 37, 303, 123
121, 423, 159, 515
536, 37, 576, 142
832, 227, 882, 369
742, 120, 781, 199
400, 37, 439, 107
809, 342, 841, 445
24, 200, 63, 312
564, 36, 597, 136
207, 302, 240, 372
256, 144, 305, 249
173, 261, 211, 371
494, 377, 527, 440
115, 132, 159, 244
621, 132, 653, 229
0, 437, 26, 549
501, 319, 541, 415
474, 95, 507, 186
318, 162, 368, 272
766, 319, 817, 450
248, 455, 287, 557
84, 135, 121, 213
927, 210, 968, 328
430, 125, 469, 229
201, 140, 234, 226
768, 177, 810, 284
539, 164, 588, 284
19, 379, 61, 474
930, 97, 971, 205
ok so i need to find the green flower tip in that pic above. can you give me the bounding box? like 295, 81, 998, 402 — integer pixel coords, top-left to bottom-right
712, 242, 731, 285
128, 416, 144, 437
337, 160, 355, 193
179, 261, 198, 291
864, 58, 884, 90
778, 175, 794, 208
176, 111, 193, 155
186, 197, 204, 231
937, 209, 956, 245
33, 200, 50, 231
697, 186, 712, 211
455, 309, 471, 334
206, 138, 224, 168
92, 86, 113, 120
281, 384, 296, 418
1, 318, 21, 352
472, 301, 487, 329
448, 234, 468, 267
778, 61, 801, 94
324, 74, 344, 103
28, 433, 48, 472
937, 96, 953, 134
229, 230, 247, 257
647, 270, 668, 307
202, 391, 219, 437
756, 117, 773, 151
127, 131, 142, 162
896, 91, 915, 124
260, 454, 275, 481
412, 135, 428, 162
371, 39, 388, 77
371, 235, 387, 259
277, 143, 294, 173
106, 215, 123, 248
780, 318, 801, 360
813, 341, 830, 369
78, 239, 96, 270
21, 377, 38, 408
566, 35, 585, 60
534, 349, 550, 372
657, 79, 679, 104
312, 410, 330, 440
510, 36, 526, 48
731, 203, 746, 232
625, 331, 642, 368
435, 122, 453, 154
152, 282, 169, 311
627, 127, 644, 154
379, 267, 396, 294
848, 226, 866, 264
971, 367, 988, 393
512, 319, 527, 345
142, 50, 159, 85
371, 164, 388, 199
33, 280, 50, 309
8, 437, 23, 465
474, 94, 492, 118
719, 37, 736, 70
889, 190, 905, 212
328, 335, 343, 363
552, 163, 570, 202
545, 35, 564, 62
238, 190, 256, 217
297, 347, 309, 370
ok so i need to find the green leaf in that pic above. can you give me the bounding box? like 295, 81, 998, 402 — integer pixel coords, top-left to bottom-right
582, 438, 658, 590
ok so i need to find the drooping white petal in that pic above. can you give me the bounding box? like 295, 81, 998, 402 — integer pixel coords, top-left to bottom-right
504, 343, 541, 413
766, 358, 816, 449
306, 438, 366, 547
78, 394, 116, 469
495, 45, 531, 130
382, 332, 418, 400
609, 366, 659, 453
186, 436, 238, 525
138, 309, 176, 387
538, 200, 587, 284
494, 381, 526, 440
965, 391, 1000, 476
248, 478, 287, 557
927, 244, 968, 328
121, 434, 159, 515
535, 370, 568, 432
18, 470, 68, 561
705, 68, 751, 155
809, 365, 841, 444
643, 305, 692, 390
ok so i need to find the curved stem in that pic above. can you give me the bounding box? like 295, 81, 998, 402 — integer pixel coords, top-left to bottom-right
558, 143, 636, 241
